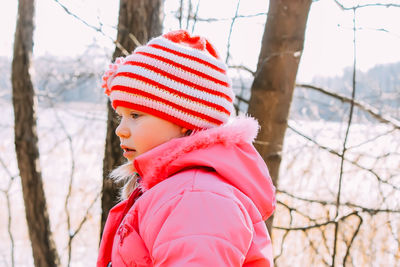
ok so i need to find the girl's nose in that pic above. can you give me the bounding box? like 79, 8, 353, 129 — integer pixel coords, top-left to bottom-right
115, 122, 130, 138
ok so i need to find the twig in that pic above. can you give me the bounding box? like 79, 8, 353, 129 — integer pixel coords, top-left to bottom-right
273, 201, 294, 264
387, 218, 400, 260
52, 0, 130, 56
287, 124, 400, 191
4, 186, 15, 267
287, 124, 340, 156
295, 84, 400, 130
304, 230, 331, 266
225, 0, 241, 64
52, 107, 76, 267
0, 157, 18, 181
180, 12, 267, 22
337, 25, 400, 39
53, 0, 100, 32
186, 0, 192, 30
179, 0, 183, 29
334, 1, 400, 10
273, 228, 290, 263
70, 191, 101, 239
332, 9, 358, 266
343, 213, 363, 266
128, 33, 142, 47
49, 104, 102, 265
273, 211, 359, 231
0, 156, 17, 267
228, 65, 255, 76
277, 189, 400, 214
191, 0, 201, 32
346, 128, 397, 150
277, 200, 321, 222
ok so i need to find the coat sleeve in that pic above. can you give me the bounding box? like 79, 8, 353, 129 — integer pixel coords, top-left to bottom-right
144, 190, 254, 266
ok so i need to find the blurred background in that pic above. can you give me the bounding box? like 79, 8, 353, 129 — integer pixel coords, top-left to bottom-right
1, 0, 399, 266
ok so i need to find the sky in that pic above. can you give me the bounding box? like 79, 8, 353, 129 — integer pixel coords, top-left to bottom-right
1, 0, 400, 82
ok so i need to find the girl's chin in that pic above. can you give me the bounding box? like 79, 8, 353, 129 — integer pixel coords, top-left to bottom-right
123, 150, 136, 160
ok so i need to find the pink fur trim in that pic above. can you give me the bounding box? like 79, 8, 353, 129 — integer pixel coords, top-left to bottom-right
102, 57, 125, 96
136, 115, 260, 191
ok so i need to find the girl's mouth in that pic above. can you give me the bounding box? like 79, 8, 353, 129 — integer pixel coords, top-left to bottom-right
121, 145, 136, 158
122, 149, 136, 159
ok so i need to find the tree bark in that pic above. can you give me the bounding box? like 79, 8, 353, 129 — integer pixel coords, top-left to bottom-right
101, 0, 164, 236
247, 0, 312, 232
11, 0, 60, 266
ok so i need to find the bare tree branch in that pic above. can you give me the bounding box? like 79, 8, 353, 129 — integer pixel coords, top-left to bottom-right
52, 0, 130, 56
287, 124, 400, 191
277, 189, 400, 214
178, 12, 267, 22
343, 213, 363, 266
332, 9, 358, 265
0, 156, 17, 267
225, 0, 241, 64
70, 191, 101, 240
296, 83, 400, 130
274, 211, 359, 231
186, 0, 192, 30
0, 156, 18, 181
51, 106, 76, 267
334, 0, 400, 10
337, 25, 400, 39
191, 0, 201, 32
179, 0, 183, 29
228, 64, 255, 76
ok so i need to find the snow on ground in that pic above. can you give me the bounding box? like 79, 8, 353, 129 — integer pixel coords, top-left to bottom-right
0, 100, 398, 266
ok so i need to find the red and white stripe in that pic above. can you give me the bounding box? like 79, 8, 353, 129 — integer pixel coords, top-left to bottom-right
110, 92, 218, 129
134, 45, 230, 85
109, 33, 235, 130
110, 77, 230, 120
111, 76, 231, 116
148, 37, 228, 73
112, 64, 233, 111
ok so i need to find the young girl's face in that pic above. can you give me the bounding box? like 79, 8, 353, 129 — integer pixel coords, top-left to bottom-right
115, 106, 186, 162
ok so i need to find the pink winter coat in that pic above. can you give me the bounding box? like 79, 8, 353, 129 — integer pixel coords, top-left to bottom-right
97, 117, 276, 266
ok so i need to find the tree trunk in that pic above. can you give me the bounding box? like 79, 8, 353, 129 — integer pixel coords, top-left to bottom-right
247, 0, 312, 232
101, 0, 164, 236
11, 0, 60, 266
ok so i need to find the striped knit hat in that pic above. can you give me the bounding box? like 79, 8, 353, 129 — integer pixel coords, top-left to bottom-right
102, 30, 235, 130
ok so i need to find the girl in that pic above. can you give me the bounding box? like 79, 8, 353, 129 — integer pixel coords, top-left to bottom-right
97, 30, 276, 267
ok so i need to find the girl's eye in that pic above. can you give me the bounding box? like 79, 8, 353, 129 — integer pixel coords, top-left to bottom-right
130, 112, 141, 119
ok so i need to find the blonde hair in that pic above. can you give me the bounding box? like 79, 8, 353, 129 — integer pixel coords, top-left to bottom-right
110, 130, 193, 200
109, 161, 138, 200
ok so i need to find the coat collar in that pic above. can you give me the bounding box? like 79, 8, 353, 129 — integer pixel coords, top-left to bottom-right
134, 115, 259, 191
133, 115, 276, 220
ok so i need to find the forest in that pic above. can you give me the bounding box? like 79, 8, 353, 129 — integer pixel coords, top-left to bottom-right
1, 0, 399, 266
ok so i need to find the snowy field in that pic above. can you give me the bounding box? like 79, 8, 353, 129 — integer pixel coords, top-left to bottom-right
0, 101, 106, 266
0, 100, 399, 266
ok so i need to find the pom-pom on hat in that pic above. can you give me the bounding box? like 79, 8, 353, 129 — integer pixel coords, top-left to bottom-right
102, 30, 235, 130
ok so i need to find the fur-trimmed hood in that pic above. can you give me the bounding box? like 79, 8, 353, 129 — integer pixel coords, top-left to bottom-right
133, 115, 276, 220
